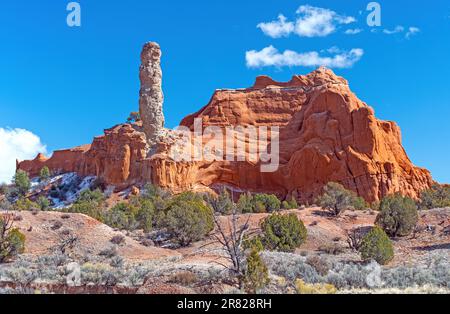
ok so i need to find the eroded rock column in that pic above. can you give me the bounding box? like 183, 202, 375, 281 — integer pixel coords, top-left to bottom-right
139, 42, 165, 144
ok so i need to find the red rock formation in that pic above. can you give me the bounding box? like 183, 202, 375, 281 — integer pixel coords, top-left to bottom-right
17, 67, 433, 203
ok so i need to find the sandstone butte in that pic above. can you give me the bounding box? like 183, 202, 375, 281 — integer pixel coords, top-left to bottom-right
17, 48, 433, 204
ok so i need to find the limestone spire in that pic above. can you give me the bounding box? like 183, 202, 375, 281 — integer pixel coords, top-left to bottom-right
139, 42, 165, 144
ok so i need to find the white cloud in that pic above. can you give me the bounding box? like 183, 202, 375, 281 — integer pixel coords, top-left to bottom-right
257, 14, 294, 38
383, 25, 405, 35
382, 25, 420, 39
257, 5, 356, 38
0, 128, 47, 183
295, 5, 356, 37
345, 28, 363, 35
406, 27, 420, 39
246, 46, 364, 69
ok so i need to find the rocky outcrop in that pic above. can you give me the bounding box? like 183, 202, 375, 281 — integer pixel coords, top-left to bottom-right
139, 42, 165, 144
17, 60, 433, 203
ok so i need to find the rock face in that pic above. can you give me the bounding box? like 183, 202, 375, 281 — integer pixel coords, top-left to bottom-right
17, 63, 434, 203
139, 42, 165, 143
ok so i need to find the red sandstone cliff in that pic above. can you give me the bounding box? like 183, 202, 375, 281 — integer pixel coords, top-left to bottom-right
17, 67, 433, 203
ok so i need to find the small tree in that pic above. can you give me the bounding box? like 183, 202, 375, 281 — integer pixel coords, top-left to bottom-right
260, 213, 307, 252
0, 214, 26, 263
37, 196, 50, 211
13, 198, 38, 212
13, 170, 30, 196
164, 193, 214, 246
69, 189, 106, 221
39, 166, 51, 183
244, 249, 270, 293
316, 182, 362, 216
254, 194, 281, 212
127, 111, 141, 123
203, 205, 253, 289
419, 184, 450, 210
359, 226, 394, 265
237, 192, 254, 214
376, 194, 418, 237
205, 188, 234, 215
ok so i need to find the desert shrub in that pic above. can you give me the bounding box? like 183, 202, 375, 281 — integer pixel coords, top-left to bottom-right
0, 216, 26, 263
169, 271, 198, 286
104, 202, 139, 231
376, 194, 418, 237
316, 182, 365, 216
261, 252, 319, 283
164, 192, 214, 246
51, 221, 63, 231
140, 184, 171, 211
37, 196, 50, 211
244, 249, 270, 293
237, 192, 254, 213
295, 279, 336, 294
13, 198, 38, 212
13, 170, 30, 196
254, 194, 281, 212
419, 184, 450, 210
80, 263, 120, 286
110, 256, 124, 268
318, 243, 345, 255
243, 236, 264, 252
306, 255, 330, 276
0, 198, 12, 212
260, 213, 307, 252
39, 166, 51, 183
281, 197, 298, 210
205, 187, 234, 215
110, 235, 125, 245
68, 189, 106, 221
359, 227, 394, 265
262, 251, 450, 290
352, 196, 369, 211
99, 245, 118, 258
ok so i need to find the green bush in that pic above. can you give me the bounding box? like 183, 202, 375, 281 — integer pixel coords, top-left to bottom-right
205, 188, 234, 215
164, 192, 214, 246
282, 197, 298, 210
104, 197, 155, 232
254, 194, 281, 212
13, 170, 30, 196
104, 203, 138, 231
260, 213, 307, 252
0, 216, 26, 263
243, 236, 264, 252
68, 189, 106, 221
359, 226, 394, 265
39, 166, 51, 183
244, 249, 270, 293
419, 184, 450, 210
13, 197, 38, 211
376, 194, 418, 237
237, 193, 254, 214
37, 196, 50, 211
316, 182, 366, 216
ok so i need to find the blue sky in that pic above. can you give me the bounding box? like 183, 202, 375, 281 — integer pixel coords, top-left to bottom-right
0, 0, 449, 183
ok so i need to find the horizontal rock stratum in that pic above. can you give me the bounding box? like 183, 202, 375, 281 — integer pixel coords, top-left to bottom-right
17, 48, 433, 203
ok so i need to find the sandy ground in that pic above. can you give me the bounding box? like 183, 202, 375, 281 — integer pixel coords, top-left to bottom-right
3, 207, 449, 267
